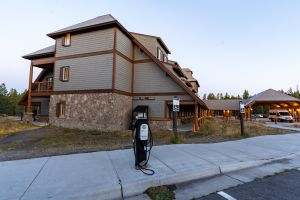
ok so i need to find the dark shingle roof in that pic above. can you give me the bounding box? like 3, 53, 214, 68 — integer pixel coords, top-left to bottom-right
203, 99, 244, 111
245, 89, 300, 106
23, 45, 55, 59
47, 14, 116, 38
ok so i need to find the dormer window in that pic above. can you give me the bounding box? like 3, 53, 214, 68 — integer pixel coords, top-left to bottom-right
163, 54, 168, 62
62, 33, 71, 47
157, 47, 162, 61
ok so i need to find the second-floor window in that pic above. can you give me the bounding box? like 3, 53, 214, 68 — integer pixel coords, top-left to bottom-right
62, 33, 71, 47
157, 47, 162, 61
60, 66, 70, 82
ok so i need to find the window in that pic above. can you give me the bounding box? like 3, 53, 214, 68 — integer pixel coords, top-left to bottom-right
163, 54, 168, 62
60, 67, 70, 82
56, 101, 66, 117
157, 47, 162, 61
62, 33, 71, 46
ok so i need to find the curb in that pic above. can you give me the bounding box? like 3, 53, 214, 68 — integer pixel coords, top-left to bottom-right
123, 153, 299, 199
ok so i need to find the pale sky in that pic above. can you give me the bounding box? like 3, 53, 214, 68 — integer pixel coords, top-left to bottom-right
0, 0, 299, 97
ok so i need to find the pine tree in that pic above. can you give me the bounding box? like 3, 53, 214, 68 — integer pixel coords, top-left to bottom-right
0, 83, 8, 114
287, 88, 293, 95
202, 93, 207, 100
224, 92, 230, 99
207, 93, 216, 100
242, 90, 250, 99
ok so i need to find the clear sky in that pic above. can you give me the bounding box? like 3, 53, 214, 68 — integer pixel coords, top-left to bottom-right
0, 0, 299, 97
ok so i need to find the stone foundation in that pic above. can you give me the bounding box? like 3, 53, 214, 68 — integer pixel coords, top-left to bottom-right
23, 112, 33, 123
49, 93, 132, 131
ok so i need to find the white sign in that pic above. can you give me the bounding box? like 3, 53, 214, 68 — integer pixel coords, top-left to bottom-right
139, 124, 149, 141
173, 97, 180, 112
240, 103, 245, 113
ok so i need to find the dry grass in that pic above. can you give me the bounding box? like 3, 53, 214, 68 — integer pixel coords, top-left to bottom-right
0, 117, 36, 138
196, 118, 295, 138
0, 117, 296, 161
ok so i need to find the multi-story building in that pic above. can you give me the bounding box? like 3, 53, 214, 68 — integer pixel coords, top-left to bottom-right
20, 14, 206, 131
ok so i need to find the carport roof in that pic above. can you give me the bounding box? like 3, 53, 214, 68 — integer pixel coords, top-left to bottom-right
203, 99, 245, 111
245, 89, 300, 107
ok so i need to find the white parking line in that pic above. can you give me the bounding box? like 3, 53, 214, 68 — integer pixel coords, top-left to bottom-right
217, 191, 237, 200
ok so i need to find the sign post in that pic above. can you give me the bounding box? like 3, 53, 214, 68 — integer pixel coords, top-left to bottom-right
173, 96, 180, 135
239, 101, 245, 136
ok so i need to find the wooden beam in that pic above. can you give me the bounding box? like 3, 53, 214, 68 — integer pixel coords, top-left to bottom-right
112, 28, 117, 90
131, 44, 135, 93
194, 101, 199, 132
26, 63, 33, 112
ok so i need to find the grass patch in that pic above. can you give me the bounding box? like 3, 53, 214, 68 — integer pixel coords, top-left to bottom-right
170, 133, 185, 144
146, 185, 175, 200
0, 117, 36, 138
195, 118, 294, 138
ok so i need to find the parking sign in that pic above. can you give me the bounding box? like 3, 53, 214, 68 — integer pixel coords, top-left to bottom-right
240, 102, 245, 114
173, 97, 180, 112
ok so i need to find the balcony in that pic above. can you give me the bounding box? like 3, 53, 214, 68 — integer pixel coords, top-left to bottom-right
31, 81, 53, 96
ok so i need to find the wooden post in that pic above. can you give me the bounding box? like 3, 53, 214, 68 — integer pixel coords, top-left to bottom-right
194, 101, 199, 132
291, 108, 295, 122
26, 63, 33, 112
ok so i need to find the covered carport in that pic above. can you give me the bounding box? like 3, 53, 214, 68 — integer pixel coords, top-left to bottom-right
244, 89, 300, 121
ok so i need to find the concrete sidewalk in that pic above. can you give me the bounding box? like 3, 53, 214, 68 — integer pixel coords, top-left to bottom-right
1, 133, 300, 200
265, 121, 300, 131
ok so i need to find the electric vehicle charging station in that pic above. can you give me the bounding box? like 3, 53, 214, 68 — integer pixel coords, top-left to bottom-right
132, 106, 154, 175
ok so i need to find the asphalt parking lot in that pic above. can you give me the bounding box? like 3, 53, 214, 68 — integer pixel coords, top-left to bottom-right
198, 169, 300, 200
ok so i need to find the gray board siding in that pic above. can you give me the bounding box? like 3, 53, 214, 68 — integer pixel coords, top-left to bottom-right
32, 98, 50, 115
134, 62, 185, 93
116, 29, 133, 59
55, 28, 114, 57
134, 45, 149, 60
54, 54, 113, 91
115, 55, 132, 92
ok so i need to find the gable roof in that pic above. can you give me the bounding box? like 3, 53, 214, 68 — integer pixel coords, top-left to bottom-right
203, 99, 243, 111
47, 14, 117, 38
245, 89, 300, 107
130, 32, 171, 54
23, 45, 55, 60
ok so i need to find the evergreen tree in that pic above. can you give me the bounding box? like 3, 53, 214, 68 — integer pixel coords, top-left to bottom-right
0, 83, 8, 114
7, 89, 21, 115
224, 92, 230, 99
287, 87, 293, 95
207, 93, 216, 100
220, 93, 224, 99
242, 90, 250, 99
202, 93, 207, 100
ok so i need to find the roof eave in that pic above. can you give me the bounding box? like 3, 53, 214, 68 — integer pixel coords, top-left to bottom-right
22, 53, 55, 60
47, 20, 119, 39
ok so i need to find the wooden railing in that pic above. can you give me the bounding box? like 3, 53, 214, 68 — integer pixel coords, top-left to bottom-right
31, 81, 53, 93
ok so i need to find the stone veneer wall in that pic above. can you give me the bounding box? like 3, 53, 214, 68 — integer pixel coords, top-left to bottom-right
49, 93, 132, 131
